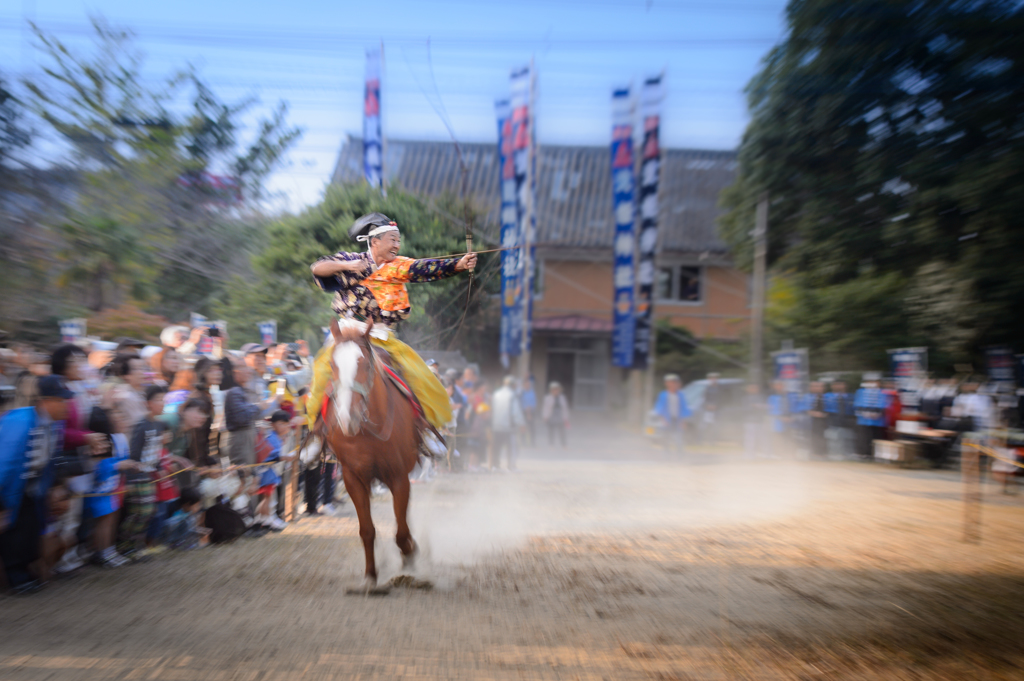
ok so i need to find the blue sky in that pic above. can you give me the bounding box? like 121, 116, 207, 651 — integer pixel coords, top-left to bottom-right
1, 0, 788, 210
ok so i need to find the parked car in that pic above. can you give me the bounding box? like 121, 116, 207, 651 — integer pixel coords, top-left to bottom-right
682, 377, 746, 415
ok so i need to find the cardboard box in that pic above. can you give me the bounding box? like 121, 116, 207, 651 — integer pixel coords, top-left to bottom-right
874, 439, 919, 463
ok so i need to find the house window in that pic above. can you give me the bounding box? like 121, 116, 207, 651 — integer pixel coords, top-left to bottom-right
655, 265, 703, 303
678, 266, 702, 302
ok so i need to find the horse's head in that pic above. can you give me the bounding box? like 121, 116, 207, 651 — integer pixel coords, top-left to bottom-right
329, 318, 377, 436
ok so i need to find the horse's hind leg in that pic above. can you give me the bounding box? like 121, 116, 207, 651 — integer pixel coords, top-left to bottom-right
390, 474, 417, 568
343, 467, 377, 585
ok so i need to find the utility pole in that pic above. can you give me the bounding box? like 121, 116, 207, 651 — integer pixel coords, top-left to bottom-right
750, 192, 768, 388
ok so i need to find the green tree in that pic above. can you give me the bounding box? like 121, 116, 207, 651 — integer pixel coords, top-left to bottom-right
653, 320, 748, 383
0, 74, 30, 174
720, 0, 1024, 371
55, 215, 156, 311
22, 17, 301, 317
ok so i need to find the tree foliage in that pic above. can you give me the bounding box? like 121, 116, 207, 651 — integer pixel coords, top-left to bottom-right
56, 214, 157, 311
653, 320, 748, 384
720, 0, 1024, 371
19, 17, 301, 320
86, 303, 169, 344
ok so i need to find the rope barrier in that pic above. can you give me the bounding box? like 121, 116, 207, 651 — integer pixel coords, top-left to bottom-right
71, 461, 290, 498
964, 442, 1024, 471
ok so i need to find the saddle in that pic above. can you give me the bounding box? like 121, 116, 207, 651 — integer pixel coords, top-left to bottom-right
317, 345, 426, 428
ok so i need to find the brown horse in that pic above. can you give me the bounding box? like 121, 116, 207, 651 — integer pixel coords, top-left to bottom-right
320, 318, 421, 588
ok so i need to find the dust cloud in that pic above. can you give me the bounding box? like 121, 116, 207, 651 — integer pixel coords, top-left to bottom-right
380, 453, 818, 577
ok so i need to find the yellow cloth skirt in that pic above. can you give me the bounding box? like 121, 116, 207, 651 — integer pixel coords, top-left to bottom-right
307, 333, 452, 431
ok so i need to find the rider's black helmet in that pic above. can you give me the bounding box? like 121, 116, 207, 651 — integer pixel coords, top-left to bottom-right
348, 212, 395, 242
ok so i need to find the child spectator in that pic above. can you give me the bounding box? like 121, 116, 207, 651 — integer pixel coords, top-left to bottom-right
159, 397, 210, 490
148, 431, 193, 551
86, 407, 134, 568
254, 411, 291, 532
120, 385, 167, 559
39, 479, 72, 582
163, 486, 209, 550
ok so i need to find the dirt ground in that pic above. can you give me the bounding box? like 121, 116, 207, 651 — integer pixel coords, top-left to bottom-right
2, 445, 1024, 680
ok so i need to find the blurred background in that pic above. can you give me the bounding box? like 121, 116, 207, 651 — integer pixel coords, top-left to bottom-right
2, 3, 1024, 678
2, 0, 1022, 406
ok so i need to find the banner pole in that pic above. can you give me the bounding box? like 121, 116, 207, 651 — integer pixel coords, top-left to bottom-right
750, 192, 768, 388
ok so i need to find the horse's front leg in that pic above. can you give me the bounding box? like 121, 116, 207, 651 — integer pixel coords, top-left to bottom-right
389, 474, 417, 568
343, 467, 377, 585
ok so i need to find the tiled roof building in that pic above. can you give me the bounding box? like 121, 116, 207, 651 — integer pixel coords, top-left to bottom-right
331, 136, 736, 257
332, 136, 749, 411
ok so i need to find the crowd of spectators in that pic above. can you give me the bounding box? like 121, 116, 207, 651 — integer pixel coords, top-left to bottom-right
0, 325, 573, 594
430, 364, 566, 474
0, 326, 319, 595
653, 371, 1024, 471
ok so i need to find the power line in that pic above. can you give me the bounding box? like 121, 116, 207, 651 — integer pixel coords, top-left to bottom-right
0, 18, 779, 52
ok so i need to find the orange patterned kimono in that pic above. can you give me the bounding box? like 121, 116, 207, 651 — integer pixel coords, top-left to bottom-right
308, 252, 462, 429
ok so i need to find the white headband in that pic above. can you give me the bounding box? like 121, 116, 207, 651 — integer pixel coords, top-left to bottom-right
356, 223, 399, 242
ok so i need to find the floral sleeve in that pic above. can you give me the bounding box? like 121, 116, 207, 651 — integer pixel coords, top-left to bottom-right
405, 257, 461, 283
310, 252, 372, 292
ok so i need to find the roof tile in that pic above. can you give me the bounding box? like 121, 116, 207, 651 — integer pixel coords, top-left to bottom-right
332, 136, 735, 254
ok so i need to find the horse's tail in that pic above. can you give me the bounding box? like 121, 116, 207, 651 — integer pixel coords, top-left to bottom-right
419, 419, 448, 460
298, 428, 322, 466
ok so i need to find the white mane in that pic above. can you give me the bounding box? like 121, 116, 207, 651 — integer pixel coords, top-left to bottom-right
332, 340, 363, 436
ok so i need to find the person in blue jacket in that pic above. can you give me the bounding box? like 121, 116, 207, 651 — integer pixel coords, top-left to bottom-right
853, 379, 890, 458
0, 375, 72, 592
654, 374, 692, 454
767, 381, 791, 458
254, 410, 293, 532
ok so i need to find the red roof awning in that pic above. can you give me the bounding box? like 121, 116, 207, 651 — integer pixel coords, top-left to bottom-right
532, 315, 613, 333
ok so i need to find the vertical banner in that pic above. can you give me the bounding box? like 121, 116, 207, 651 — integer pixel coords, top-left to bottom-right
986, 346, 1015, 386
190, 312, 213, 355
258, 321, 278, 347
611, 87, 636, 368
887, 347, 928, 405
496, 99, 522, 359
59, 318, 86, 344
511, 65, 534, 354
633, 75, 663, 369
363, 47, 383, 191
772, 348, 809, 394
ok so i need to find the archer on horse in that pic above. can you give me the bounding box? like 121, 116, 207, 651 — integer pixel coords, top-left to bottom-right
306, 212, 477, 453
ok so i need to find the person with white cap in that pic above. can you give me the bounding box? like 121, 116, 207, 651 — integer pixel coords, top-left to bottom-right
306, 212, 476, 443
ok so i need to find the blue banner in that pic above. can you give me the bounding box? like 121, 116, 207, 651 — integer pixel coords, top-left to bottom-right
633, 75, 663, 369
511, 65, 533, 354
258, 320, 277, 346
772, 348, 808, 394
887, 347, 927, 390
496, 99, 521, 357
363, 48, 383, 191
986, 346, 1015, 386
59, 318, 86, 344
611, 88, 636, 368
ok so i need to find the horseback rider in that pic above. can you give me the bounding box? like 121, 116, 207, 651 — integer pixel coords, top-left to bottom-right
306, 212, 477, 445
